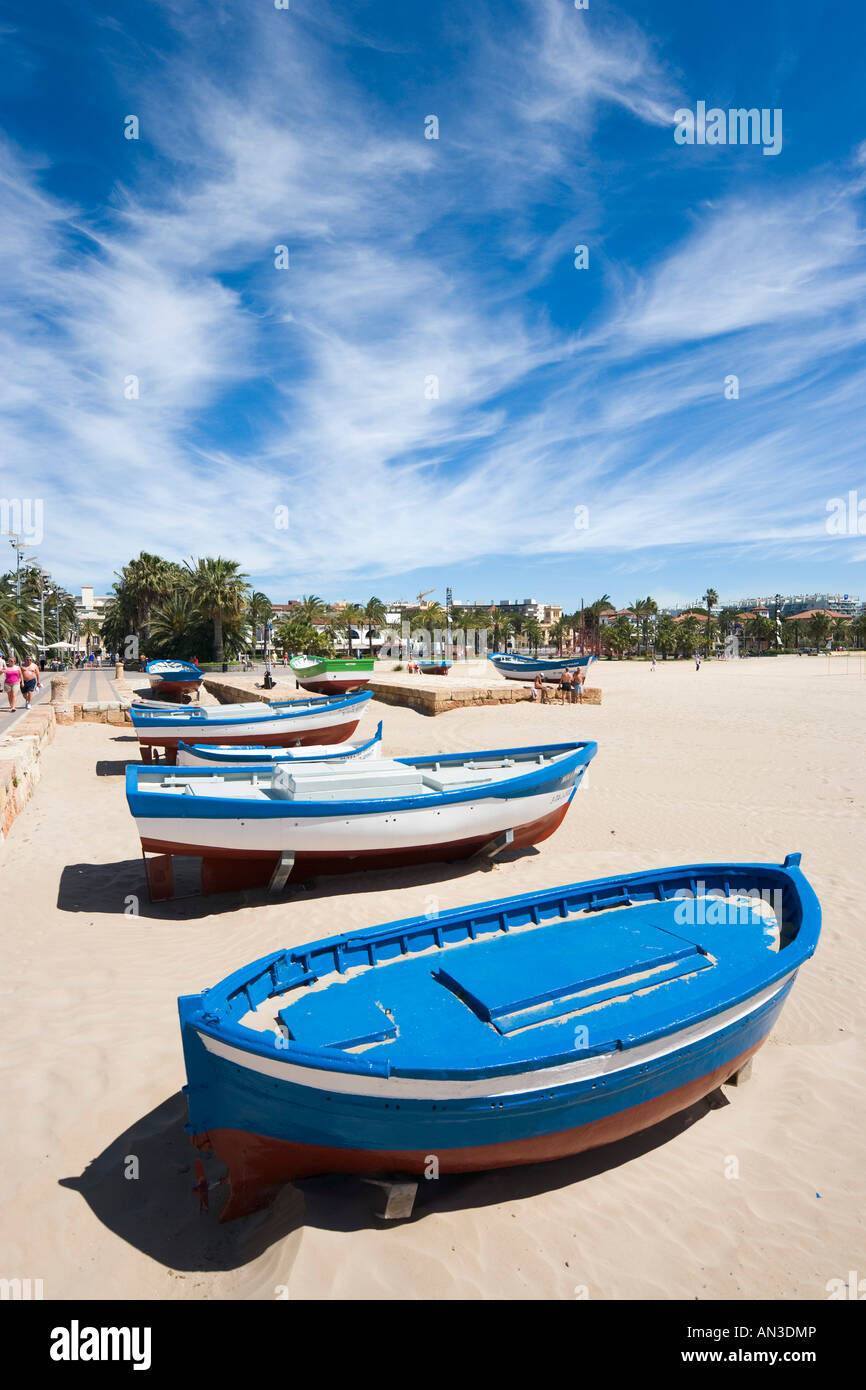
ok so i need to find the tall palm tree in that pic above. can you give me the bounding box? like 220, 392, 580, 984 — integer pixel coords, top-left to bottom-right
550, 617, 569, 654
247, 591, 274, 656
363, 596, 388, 658
79, 617, 101, 656
523, 617, 543, 654
332, 604, 365, 656
703, 588, 719, 656
183, 557, 249, 663
298, 594, 327, 625
123, 552, 176, 644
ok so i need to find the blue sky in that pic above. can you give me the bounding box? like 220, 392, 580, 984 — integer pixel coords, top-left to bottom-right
1, 0, 865, 610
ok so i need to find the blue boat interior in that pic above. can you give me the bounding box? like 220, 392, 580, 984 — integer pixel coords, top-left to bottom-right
234, 884, 792, 1073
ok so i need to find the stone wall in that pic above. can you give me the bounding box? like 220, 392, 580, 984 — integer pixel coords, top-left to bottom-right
0, 704, 56, 841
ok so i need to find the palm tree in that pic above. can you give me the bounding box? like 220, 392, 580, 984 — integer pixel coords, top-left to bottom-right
677, 616, 701, 658
363, 596, 388, 658
523, 617, 543, 654
584, 595, 613, 651
0, 576, 38, 658
607, 615, 635, 658
807, 612, 832, 651
745, 615, 774, 653
655, 613, 677, 659
332, 604, 365, 656
247, 591, 274, 657
851, 613, 866, 651
297, 594, 327, 625
79, 617, 101, 656
123, 552, 176, 644
703, 588, 719, 656
830, 616, 850, 651
183, 557, 249, 663
550, 617, 570, 654
148, 590, 199, 650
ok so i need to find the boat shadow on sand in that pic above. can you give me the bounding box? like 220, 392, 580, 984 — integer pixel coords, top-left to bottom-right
60, 1087, 731, 1273
56, 850, 543, 920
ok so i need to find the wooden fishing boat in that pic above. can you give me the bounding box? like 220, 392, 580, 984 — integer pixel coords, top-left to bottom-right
178, 852, 820, 1219
145, 659, 203, 699
418, 661, 452, 676
489, 652, 595, 682
176, 722, 384, 768
127, 739, 596, 898
129, 691, 373, 763
290, 656, 374, 694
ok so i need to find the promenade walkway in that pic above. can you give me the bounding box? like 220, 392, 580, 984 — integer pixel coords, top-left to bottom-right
0, 666, 121, 737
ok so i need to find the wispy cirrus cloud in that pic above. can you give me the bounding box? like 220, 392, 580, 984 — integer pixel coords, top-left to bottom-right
0, 0, 865, 603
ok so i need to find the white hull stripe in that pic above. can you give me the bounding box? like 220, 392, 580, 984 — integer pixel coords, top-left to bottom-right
137, 785, 573, 853
197, 972, 795, 1101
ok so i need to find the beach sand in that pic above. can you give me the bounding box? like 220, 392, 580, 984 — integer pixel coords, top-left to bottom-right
1, 654, 863, 1300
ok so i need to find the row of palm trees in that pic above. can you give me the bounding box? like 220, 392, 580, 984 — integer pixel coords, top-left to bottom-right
102, 553, 252, 664
0, 563, 76, 660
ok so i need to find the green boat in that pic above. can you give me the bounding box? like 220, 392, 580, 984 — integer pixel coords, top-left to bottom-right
289, 655, 375, 694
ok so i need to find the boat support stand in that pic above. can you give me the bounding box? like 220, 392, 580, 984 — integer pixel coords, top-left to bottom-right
471, 827, 514, 869
361, 1175, 419, 1221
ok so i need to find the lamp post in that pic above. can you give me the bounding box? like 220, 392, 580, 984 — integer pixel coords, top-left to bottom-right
263, 618, 276, 689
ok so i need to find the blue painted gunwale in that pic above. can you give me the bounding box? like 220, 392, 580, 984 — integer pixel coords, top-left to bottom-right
180, 853, 819, 1086
126, 739, 596, 820
130, 689, 373, 728
176, 721, 384, 764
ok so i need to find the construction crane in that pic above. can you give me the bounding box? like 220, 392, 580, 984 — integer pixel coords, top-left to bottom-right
416, 588, 435, 608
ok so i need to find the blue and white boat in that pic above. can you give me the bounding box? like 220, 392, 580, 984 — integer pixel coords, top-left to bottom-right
145, 659, 203, 699
176, 722, 384, 768
178, 852, 820, 1219
129, 690, 373, 763
127, 739, 596, 897
489, 652, 595, 682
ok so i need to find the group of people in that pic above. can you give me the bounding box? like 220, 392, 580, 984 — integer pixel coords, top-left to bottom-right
0, 653, 43, 712
530, 665, 587, 704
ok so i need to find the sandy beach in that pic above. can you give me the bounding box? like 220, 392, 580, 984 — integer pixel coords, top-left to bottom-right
1, 654, 863, 1300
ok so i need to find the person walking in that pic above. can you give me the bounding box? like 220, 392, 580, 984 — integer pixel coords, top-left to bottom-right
20, 654, 40, 709
4, 656, 22, 710
695, 653, 702, 671
651, 652, 657, 672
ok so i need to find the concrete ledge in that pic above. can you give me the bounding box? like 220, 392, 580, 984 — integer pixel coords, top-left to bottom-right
198, 672, 604, 716
202, 677, 277, 706
0, 705, 56, 840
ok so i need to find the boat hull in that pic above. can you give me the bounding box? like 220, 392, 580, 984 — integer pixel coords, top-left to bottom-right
489, 654, 595, 682
131, 693, 374, 763
148, 676, 203, 698
294, 677, 372, 694
290, 659, 374, 695
142, 789, 575, 895
186, 978, 791, 1220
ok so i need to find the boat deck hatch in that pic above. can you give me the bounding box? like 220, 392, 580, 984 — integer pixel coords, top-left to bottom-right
279, 992, 397, 1051
435, 913, 713, 1034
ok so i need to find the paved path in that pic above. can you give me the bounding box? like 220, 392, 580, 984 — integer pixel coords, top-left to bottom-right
0, 666, 121, 737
